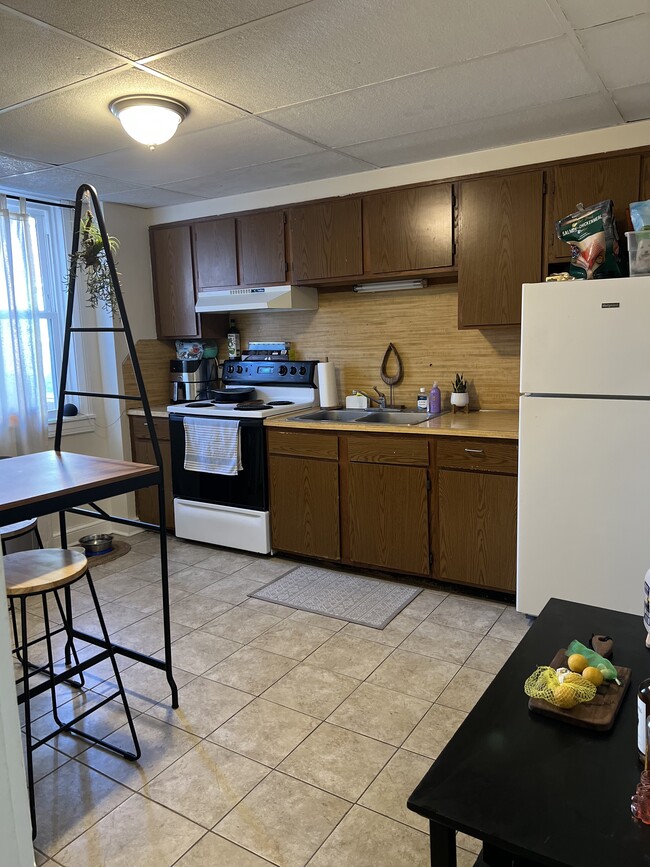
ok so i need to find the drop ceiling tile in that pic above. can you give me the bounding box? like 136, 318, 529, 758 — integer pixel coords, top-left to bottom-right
99, 187, 208, 207
557, 0, 649, 29
65, 118, 323, 186
1, 0, 307, 60
149, 0, 563, 113
611, 82, 650, 121
0, 8, 123, 109
577, 14, 650, 88
163, 150, 369, 199
262, 38, 599, 147
0, 154, 51, 178
0, 167, 139, 200
0, 67, 244, 164
342, 94, 623, 167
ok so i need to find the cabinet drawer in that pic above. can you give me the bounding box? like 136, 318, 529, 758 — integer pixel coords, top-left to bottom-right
267, 429, 338, 459
131, 415, 170, 442
348, 435, 429, 467
436, 439, 517, 473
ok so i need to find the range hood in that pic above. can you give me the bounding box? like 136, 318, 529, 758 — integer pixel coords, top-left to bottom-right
195, 285, 318, 313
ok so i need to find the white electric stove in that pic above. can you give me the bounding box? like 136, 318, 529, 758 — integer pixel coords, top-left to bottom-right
167, 358, 318, 553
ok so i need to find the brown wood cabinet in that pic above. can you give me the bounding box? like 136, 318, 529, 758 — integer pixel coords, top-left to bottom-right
548, 155, 641, 260
362, 185, 453, 274
150, 226, 199, 339
268, 430, 340, 560
193, 219, 238, 290
437, 439, 517, 592
641, 156, 650, 200
457, 171, 544, 328
345, 434, 430, 576
129, 416, 174, 529
289, 199, 362, 281
238, 211, 287, 286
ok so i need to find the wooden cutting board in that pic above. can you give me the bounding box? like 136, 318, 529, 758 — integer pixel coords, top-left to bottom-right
528, 648, 631, 731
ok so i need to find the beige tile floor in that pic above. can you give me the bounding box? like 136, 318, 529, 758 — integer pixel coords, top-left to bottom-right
18, 532, 530, 867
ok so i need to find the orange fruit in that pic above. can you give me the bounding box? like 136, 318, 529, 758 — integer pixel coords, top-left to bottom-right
581, 666, 604, 687
553, 684, 578, 708
567, 653, 588, 673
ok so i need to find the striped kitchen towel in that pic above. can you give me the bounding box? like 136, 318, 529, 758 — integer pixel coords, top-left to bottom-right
183, 416, 242, 475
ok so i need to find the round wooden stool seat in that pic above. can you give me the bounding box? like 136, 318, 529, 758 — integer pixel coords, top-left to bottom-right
4, 549, 88, 597
0, 518, 38, 541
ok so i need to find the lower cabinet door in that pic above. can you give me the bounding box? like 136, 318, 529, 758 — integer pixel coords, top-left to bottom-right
269, 455, 340, 559
132, 435, 175, 530
438, 469, 517, 591
347, 463, 430, 576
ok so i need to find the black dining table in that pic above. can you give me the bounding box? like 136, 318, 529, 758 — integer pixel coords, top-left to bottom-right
408, 597, 650, 866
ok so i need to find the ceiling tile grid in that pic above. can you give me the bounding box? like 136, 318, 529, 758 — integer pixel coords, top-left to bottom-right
0, 0, 646, 206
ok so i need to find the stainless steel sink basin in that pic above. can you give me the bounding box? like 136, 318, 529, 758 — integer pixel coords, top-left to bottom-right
362, 411, 438, 425
292, 408, 447, 426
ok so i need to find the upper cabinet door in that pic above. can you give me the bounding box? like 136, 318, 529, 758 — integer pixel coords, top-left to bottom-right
289, 199, 362, 281
362, 184, 453, 274
548, 155, 641, 260
643, 156, 650, 201
458, 171, 543, 328
150, 225, 199, 339
238, 211, 287, 286
193, 218, 238, 291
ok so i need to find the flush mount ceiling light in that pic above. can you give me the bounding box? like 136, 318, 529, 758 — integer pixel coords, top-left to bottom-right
109, 95, 189, 149
353, 279, 428, 294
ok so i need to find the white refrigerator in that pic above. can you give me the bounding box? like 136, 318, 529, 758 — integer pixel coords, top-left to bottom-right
517, 277, 650, 617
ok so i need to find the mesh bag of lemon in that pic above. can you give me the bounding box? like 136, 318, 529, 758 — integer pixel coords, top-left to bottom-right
524, 640, 619, 710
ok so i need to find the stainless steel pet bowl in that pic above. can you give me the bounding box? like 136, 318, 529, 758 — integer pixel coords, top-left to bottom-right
78, 533, 114, 556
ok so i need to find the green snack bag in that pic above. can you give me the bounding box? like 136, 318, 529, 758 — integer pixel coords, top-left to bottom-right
566, 639, 620, 684
555, 200, 622, 280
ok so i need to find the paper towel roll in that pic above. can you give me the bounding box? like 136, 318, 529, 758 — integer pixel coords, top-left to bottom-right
317, 361, 338, 408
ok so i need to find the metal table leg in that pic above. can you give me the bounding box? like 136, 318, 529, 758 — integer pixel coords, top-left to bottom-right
158, 481, 178, 708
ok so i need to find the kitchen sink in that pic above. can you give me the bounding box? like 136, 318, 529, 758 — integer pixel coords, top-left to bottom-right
292, 408, 447, 426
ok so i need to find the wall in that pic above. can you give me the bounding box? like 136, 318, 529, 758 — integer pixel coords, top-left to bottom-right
235, 285, 520, 409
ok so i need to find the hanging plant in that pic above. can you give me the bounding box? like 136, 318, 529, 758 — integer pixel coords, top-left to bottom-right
68, 210, 121, 316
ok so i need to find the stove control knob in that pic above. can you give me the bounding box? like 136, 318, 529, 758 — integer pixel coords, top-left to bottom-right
290, 366, 297, 375
299, 366, 307, 376
236, 365, 243, 374
279, 365, 288, 376
227, 364, 234, 374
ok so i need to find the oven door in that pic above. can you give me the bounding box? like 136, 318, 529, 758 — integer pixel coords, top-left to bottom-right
169, 413, 268, 511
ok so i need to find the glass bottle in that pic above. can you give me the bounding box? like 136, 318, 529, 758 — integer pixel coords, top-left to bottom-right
637, 678, 650, 763
227, 318, 240, 360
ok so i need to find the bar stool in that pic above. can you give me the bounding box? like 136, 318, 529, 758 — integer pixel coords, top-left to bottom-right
5, 548, 141, 838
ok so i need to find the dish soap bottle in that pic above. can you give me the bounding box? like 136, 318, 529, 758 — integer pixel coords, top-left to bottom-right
428, 382, 441, 414
227, 318, 241, 360
417, 387, 428, 411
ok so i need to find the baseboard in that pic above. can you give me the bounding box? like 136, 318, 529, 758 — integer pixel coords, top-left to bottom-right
52, 517, 145, 544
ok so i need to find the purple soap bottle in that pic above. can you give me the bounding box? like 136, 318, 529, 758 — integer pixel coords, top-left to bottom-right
428, 382, 441, 414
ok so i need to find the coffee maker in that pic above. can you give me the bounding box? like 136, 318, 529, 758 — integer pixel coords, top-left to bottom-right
169, 358, 218, 403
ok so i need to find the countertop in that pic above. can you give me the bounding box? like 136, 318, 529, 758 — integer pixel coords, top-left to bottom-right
264, 409, 519, 439
127, 406, 171, 418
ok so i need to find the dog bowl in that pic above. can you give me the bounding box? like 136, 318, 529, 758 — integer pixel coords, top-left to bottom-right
78, 533, 114, 556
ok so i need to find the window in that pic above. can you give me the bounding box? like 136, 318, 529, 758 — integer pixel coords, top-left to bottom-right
0, 197, 87, 425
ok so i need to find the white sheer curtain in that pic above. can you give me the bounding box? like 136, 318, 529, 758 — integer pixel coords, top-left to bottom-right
0, 196, 49, 457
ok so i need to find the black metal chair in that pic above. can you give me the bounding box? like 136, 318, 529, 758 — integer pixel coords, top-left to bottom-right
5, 548, 141, 838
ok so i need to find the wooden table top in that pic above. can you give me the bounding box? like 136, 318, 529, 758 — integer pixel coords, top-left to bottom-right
0, 451, 159, 517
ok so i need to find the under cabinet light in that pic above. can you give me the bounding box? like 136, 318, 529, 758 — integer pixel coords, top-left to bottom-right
353, 279, 427, 294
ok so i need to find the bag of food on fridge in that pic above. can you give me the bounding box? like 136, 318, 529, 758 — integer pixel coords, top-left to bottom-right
555, 200, 622, 279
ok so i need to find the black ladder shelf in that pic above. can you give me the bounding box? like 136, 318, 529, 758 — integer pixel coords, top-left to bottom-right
54, 182, 178, 707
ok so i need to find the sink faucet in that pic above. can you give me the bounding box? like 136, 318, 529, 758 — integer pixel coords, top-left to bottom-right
356, 387, 387, 409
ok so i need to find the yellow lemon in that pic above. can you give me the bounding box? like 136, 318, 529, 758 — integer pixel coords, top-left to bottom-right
581, 666, 604, 687
563, 672, 583, 684
553, 684, 578, 708
567, 653, 588, 673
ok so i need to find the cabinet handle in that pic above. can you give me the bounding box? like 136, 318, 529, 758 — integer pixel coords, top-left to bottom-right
464, 448, 484, 454
143, 422, 148, 427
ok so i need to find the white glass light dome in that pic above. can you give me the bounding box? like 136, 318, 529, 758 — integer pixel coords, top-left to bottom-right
109, 96, 189, 148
